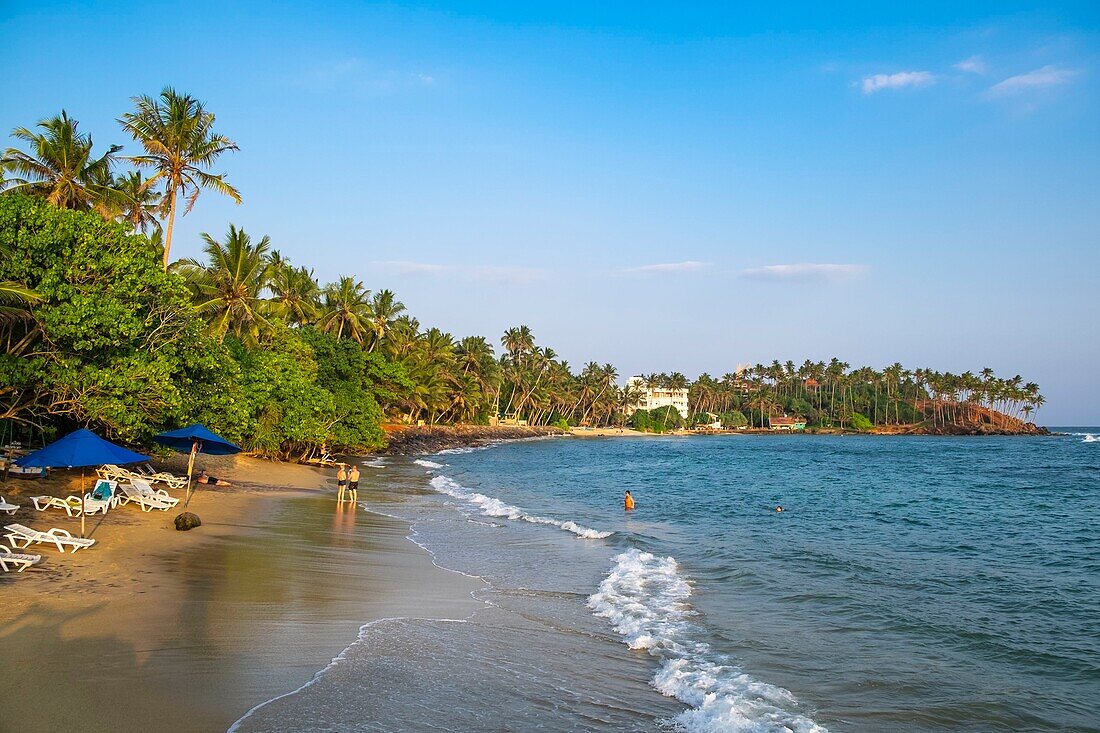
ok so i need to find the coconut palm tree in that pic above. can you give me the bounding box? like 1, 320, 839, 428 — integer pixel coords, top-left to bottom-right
269, 264, 320, 327
318, 276, 371, 343
119, 88, 241, 269
365, 289, 406, 352
2, 111, 121, 213
0, 241, 41, 324
176, 225, 274, 346
112, 170, 163, 233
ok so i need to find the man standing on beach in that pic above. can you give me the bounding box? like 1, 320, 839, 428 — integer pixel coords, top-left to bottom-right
337, 465, 347, 501
348, 465, 360, 501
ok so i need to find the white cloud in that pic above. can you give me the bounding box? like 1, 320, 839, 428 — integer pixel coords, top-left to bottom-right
295, 59, 439, 93
618, 260, 710, 275
985, 65, 1078, 97
742, 263, 867, 282
372, 260, 542, 284
954, 56, 987, 74
860, 71, 935, 94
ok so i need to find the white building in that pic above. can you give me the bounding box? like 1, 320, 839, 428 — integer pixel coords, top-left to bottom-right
626, 376, 690, 418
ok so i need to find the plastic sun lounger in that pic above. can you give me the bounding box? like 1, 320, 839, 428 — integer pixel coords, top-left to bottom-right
134, 464, 188, 489
0, 496, 19, 515
129, 478, 180, 507
4, 524, 96, 553
0, 545, 42, 572
117, 482, 176, 512
30, 495, 85, 516
82, 479, 118, 516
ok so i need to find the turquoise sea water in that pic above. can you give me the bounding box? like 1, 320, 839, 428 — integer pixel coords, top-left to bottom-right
235, 431, 1100, 733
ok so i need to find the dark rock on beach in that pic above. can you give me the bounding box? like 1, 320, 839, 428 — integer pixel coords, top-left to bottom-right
174, 512, 202, 531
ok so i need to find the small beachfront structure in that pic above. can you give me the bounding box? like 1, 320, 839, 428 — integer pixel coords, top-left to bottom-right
626, 376, 690, 418
768, 415, 807, 431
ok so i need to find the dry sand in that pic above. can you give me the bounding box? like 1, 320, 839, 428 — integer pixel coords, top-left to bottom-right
0, 456, 483, 733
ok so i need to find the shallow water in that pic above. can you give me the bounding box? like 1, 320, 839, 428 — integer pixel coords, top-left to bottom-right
236, 431, 1100, 733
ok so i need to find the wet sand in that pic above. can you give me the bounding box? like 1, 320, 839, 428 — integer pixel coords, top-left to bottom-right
0, 457, 483, 733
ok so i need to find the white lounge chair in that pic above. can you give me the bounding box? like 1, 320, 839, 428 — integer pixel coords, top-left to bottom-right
30, 494, 85, 516
4, 524, 96, 553
82, 479, 118, 516
100, 463, 187, 490
117, 481, 177, 512
133, 464, 188, 489
0, 496, 19, 515
0, 545, 41, 572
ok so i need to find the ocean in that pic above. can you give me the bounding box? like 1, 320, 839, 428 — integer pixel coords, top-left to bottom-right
233, 431, 1100, 733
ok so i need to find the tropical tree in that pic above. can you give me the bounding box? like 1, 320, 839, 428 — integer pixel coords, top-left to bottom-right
1, 111, 121, 214
365, 289, 406, 352
111, 170, 163, 233
318, 276, 371, 343
269, 263, 320, 326
119, 88, 241, 268
176, 225, 274, 346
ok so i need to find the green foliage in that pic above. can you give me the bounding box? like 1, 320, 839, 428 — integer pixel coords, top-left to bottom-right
849, 412, 873, 432
719, 410, 748, 428
0, 193, 214, 440
630, 406, 685, 433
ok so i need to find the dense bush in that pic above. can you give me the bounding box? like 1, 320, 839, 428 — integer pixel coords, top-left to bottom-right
631, 405, 685, 433
849, 412, 873, 432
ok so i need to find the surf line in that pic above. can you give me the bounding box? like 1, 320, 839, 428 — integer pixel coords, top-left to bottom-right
428, 473, 613, 540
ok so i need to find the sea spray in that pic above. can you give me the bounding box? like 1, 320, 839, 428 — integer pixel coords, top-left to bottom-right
429, 475, 612, 539
588, 549, 827, 733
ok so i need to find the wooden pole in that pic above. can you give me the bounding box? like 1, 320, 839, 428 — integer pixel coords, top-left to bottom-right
80, 468, 86, 539
184, 440, 199, 507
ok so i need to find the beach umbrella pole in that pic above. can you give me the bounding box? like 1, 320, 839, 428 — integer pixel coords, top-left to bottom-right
184, 440, 199, 507
80, 469, 86, 539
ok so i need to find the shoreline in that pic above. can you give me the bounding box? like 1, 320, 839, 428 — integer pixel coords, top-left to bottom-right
0, 455, 483, 733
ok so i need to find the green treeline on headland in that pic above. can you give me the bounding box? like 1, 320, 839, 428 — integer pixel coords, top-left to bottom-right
0, 91, 1046, 455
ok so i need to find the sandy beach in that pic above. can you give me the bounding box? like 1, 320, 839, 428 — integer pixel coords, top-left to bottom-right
0, 456, 483, 733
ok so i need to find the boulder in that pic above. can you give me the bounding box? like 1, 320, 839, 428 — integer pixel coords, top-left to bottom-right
174, 512, 202, 531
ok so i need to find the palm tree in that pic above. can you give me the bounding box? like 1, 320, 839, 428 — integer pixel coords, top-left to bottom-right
318, 276, 371, 343
0, 241, 41, 324
366, 289, 406, 352
112, 170, 163, 233
2, 111, 121, 213
269, 264, 320, 327
119, 88, 241, 269
177, 225, 274, 346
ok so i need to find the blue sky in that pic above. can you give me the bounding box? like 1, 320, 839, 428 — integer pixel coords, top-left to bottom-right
2, 1, 1098, 423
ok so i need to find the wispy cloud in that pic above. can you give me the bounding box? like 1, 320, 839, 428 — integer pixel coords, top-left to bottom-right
985, 65, 1078, 97
742, 263, 867, 282
294, 58, 438, 93
954, 56, 987, 74
618, 260, 710, 275
860, 71, 935, 94
372, 260, 543, 284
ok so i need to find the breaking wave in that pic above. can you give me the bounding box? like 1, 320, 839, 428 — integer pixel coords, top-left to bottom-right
588, 549, 827, 733
414, 459, 445, 469
429, 475, 612, 540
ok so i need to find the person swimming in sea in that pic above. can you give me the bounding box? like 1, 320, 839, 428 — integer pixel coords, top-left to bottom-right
624, 490, 635, 511
776, 505, 784, 512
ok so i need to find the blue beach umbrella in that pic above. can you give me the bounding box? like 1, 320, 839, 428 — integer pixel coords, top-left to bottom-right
152, 424, 241, 504
16, 428, 150, 537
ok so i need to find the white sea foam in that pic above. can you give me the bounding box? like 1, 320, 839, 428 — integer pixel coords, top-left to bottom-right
1082, 434, 1099, 443
429, 475, 612, 540
435, 445, 487, 455
362, 458, 386, 468
414, 459, 445, 469
589, 549, 827, 733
